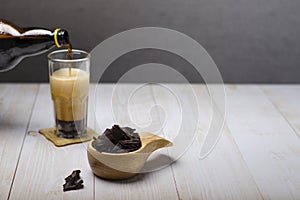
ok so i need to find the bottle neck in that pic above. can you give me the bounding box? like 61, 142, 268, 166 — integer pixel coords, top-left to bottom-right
53, 28, 69, 47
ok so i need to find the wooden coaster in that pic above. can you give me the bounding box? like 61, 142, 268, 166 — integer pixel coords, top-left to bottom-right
39, 127, 98, 147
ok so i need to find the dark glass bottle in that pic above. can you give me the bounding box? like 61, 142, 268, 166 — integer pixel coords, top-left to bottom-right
0, 19, 70, 72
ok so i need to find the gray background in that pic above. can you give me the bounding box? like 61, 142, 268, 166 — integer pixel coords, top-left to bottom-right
0, 0, 299, 83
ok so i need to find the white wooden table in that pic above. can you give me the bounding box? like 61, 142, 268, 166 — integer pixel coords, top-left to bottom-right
0, 84, 299, 200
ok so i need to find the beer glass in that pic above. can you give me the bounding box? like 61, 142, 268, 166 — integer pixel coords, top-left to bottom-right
48, 49, 90, 138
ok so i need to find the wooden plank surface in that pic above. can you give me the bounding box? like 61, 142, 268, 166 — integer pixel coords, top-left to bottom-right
2, 84, 300, 200
225, 85, 300, 200
92, 84, 178, 200
9, 84, 94, 200
262, 85, 300, 137
151, 84, 263, 199
0, 84, 39, 200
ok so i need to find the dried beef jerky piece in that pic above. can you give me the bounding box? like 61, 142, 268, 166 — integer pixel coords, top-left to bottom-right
63, 170, 84, 192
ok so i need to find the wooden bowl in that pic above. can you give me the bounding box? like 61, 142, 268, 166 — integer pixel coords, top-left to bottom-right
87, 132, 172, 180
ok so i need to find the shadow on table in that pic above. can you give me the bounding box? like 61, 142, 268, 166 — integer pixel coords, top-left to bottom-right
98, 154, 175, 183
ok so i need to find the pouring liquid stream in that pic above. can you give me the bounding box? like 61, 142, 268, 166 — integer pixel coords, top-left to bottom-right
66, 43, 72, 76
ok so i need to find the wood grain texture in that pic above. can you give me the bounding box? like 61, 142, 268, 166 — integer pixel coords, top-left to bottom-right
226, 85, 300, 200
151, 84, 263, 199
261, 85, 300, 137
0, 84, 38, 200
3, 84, 300, 200
9, 84, 94, 200
93, 84, 178, 200
87, 132, 172, 180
